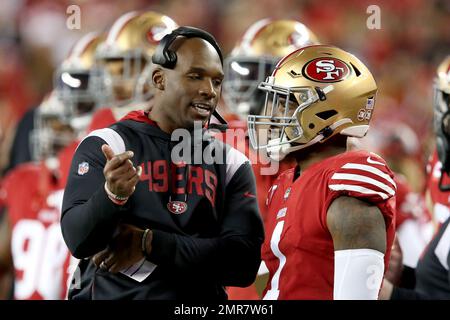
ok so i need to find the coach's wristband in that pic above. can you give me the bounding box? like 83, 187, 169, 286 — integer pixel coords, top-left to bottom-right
104, 182, 129, 205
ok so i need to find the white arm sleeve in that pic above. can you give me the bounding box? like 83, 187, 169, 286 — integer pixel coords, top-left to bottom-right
334, 248, 385, 300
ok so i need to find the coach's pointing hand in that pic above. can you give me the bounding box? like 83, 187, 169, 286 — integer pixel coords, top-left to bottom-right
102, 144, 142, 199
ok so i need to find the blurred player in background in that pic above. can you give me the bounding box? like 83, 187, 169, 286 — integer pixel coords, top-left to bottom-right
87, 11, 178, 132
380, 55, 450, 300
248, 45, 396, 299
0, 93, 75, 300
352, 122, 433, 275
0, 32, 105, 299
426, 56, 450, 227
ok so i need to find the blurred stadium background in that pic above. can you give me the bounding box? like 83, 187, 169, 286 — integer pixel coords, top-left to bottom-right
0, 0, 449, 192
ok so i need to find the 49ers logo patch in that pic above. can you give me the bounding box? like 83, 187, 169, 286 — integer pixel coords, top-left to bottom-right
303, 58, 350, 82
167, 201, 188, 214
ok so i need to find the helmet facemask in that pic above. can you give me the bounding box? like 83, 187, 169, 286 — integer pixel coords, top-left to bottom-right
223, 56, 279, 116
434, 82, 450, 182
248, 76, 335, 160
98, 51, 151, 107
31, 97, 76, 163
433, 56, 450, 189
54, 66, 107, 135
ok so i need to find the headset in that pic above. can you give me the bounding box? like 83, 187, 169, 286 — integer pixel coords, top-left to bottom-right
152, 26, 223, 69
152, 26, 227, 131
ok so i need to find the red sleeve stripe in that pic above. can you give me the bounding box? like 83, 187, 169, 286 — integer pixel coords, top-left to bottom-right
328, 184, 389, 200
341, 163, 396, 189
331, 173, 396, 196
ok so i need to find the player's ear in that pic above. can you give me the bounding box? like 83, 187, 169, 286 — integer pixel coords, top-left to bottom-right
152, 68, 165, 91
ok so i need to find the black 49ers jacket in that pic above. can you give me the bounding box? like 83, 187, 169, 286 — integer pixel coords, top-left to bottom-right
61, 111, 264, 300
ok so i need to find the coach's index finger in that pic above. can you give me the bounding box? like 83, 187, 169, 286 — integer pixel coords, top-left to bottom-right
101, 144, 115, 161
102, 144, 134, 169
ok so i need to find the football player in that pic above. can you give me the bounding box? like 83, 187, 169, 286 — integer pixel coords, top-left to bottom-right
0, 32, 105, 299
380, 56, 450, 299
87, 11, 178, 132
425, 56, 450, 226
0, 93, 74, 299
248, 45, 396, 299
220, 18, 320, 300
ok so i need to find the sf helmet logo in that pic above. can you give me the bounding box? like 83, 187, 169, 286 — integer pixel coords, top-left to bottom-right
146, 25, 170, 45
304, 58, 350, 82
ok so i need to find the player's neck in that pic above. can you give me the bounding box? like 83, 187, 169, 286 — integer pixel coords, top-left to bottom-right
295, 136, 347, 171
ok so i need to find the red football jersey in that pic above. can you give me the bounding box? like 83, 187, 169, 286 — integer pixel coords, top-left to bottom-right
214, 120, 296, 300
87, 108, 116, 133
395, 174, 431, 229
262, 150, 396, 300
426, 149, 450, 224
0, 163, 69, 300
57, 141, 79, 188
88, 104, 147, 133
394, 174, 433, 267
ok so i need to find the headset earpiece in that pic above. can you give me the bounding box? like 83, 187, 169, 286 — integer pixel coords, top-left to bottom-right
151, 26, 223, 69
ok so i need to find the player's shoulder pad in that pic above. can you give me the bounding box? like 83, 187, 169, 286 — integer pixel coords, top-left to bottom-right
328, 150, 397, 201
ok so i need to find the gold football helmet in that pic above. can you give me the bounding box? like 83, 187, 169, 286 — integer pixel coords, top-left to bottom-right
247, 45, 377, 161
96, 11, 178, 105
54, 32, 106, 134
433, 55, 450, 182
223, 18, 320, 117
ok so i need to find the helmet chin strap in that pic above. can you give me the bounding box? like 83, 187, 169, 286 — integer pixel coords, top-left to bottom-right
266, 118, 353, 161
267, 134, 324, 161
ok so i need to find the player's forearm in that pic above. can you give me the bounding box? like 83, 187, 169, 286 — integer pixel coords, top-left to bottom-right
61, 186, 125, 258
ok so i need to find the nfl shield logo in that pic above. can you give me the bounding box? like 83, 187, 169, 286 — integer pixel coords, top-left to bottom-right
78, 162, 89, 175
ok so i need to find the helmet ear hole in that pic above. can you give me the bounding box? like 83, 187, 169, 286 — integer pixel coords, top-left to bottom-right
315, 110, 337, 120
350, 62, 361, 77
309, 123, 315, 129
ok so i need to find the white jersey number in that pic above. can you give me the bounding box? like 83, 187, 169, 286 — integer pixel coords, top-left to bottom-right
11, 219, 68, 300
263, 220, 287, 300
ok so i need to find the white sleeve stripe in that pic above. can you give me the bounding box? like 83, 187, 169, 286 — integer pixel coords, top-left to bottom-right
331, 173, 396, 196
225, 147, 249, 186
328, 184, 389, 200
77, 128, 126, 155
434, 222, 450, 270
341, 163, 396, 188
